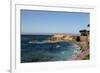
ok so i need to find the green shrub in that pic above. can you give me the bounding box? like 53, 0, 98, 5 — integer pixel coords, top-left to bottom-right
82, 54, 90, 60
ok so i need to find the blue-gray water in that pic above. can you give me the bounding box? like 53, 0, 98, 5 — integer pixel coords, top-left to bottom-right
21, 35, 80, 63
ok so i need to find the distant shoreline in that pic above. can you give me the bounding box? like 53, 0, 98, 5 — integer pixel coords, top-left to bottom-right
21, 33, 80, 36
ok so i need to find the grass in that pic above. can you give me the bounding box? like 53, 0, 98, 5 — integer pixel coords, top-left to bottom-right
82, 54, 90, 60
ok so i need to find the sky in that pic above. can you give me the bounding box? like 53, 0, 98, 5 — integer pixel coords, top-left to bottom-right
21, 10, 90, 35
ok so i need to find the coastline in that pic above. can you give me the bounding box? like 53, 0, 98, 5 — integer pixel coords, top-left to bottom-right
26, 34, 89, 61
69, 48, 89, 60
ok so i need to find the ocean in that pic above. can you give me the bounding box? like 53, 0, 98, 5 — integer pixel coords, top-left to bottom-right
21, 35, 80, 63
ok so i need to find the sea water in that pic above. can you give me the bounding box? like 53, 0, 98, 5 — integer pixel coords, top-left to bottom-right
21, 35, 80, 63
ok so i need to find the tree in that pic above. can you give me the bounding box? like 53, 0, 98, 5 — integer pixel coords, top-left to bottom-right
87, 24, 90, 27
79, 29, 88, 36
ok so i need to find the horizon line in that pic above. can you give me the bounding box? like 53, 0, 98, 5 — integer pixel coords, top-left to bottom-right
21, 33, 80, 36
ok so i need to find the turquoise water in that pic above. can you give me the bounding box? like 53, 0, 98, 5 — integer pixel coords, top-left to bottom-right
21, 35, 80, 63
